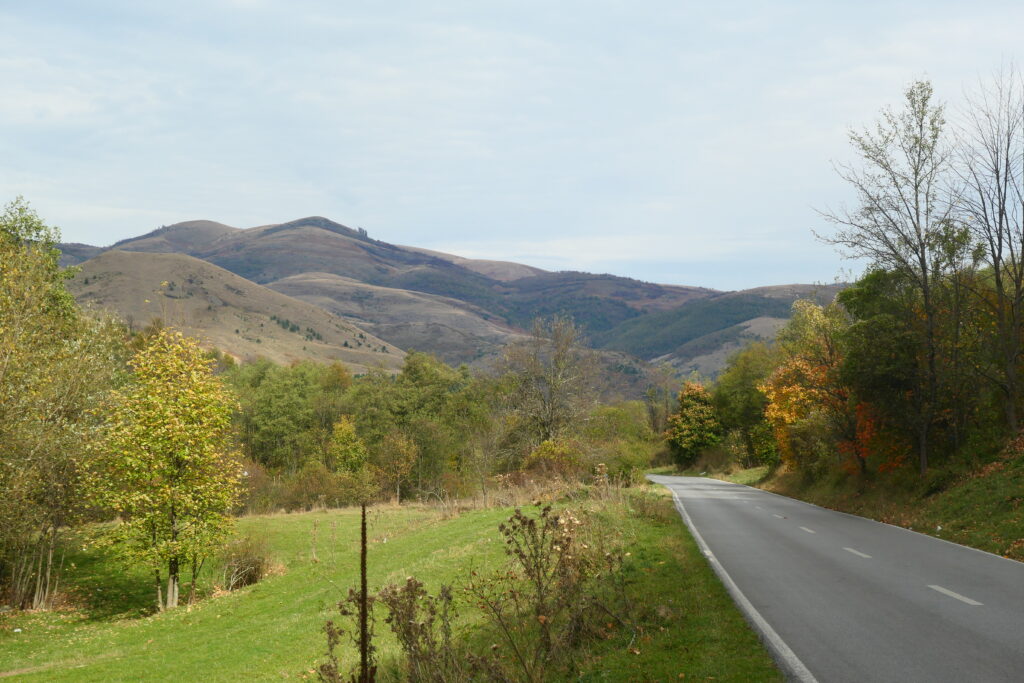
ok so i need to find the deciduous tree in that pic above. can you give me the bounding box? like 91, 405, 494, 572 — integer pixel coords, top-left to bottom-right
666, 382, 722, 468
0, 198, 123, 609
90, 329, 241, 610
500, 316, 598, 448
821, 80, 956, 473
958, 65, 1024, 432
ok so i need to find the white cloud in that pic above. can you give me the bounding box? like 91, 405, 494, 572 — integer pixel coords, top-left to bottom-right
1, 2, 1022, 289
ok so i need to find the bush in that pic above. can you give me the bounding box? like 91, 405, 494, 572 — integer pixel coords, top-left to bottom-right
590, 439, 651, 484
466, 505, 628, 680
522, 438, 585, 478
221, 535, 273, 591
238, 460, 287, 515
378, 578, 469, 682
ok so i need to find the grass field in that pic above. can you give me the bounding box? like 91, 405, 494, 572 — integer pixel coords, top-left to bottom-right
0, 488, 780, 682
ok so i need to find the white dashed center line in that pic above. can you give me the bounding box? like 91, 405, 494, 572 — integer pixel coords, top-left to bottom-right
843, 547, 872, 558
799, 526, 816, 534
773, 514, 784, 519
928, 585, 983, 605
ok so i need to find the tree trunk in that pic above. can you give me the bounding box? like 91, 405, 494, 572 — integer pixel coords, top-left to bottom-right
917, 422, 928, 476
921, 273, 937, 475
188, 556, 204, 605
155, 569, 163, 612
1003, 345, 1019, 433
166, 557, 179, 609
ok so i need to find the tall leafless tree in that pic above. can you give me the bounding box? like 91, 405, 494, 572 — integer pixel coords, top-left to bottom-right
499, 316, 598, 448
957, 65, 1024, 432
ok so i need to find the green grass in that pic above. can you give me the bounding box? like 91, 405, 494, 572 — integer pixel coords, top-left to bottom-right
0, 492, 780, 682
645, 464, 771, 487
570, 489, 781, 681
719, 466, 771, 487
763, 453, 1024, 562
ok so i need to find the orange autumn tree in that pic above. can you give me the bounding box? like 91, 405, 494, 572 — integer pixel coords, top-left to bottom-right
760, 300, 858, 475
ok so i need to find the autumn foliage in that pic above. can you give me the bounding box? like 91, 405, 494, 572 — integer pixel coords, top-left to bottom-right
666, 382, 722, 468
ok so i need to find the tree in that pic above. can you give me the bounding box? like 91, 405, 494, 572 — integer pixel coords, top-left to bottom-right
666, 382, 722, 468
499, 316, 598, 448
90, 329, 241, 610
237, 362, 318, 472
958, 65, 1024, 432
713, 342, 778, 466
372, 432, 417, 502
644, 364, 678, 434
0, 198, 124, 609
324, 415, 369, 473
760, 301, 854, 475
821, 80, 957, 473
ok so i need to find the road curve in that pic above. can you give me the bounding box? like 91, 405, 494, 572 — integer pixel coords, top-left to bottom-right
649, 475, 1024, 683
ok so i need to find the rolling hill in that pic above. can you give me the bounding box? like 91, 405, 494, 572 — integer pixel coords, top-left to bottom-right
68, 250, 404, 373
594, 284, 845, 375
267, 271, 525, 365
60, 216, 842, 378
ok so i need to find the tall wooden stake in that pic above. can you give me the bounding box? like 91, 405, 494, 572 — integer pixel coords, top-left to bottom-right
359, 502, 369, 682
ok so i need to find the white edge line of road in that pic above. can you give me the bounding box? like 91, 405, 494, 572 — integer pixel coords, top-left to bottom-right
667, 487, 819, 683
715, 478, 1024, 568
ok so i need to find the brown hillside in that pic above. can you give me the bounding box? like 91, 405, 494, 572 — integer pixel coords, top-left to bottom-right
110, 219, 239, 253
400, 245, 548, 281
268, 272, 525, 365
58, 243, 104, 267
59, 216, 829, 378
68, 250, 404, 373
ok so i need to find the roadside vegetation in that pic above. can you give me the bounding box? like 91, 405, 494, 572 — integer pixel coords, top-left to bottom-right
665, 72, 1024, 563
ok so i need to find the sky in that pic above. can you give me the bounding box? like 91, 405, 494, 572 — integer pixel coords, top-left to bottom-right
3, 1, 1023, 290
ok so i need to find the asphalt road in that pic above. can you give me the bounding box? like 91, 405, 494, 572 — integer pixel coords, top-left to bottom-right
648, 475, 1024, 683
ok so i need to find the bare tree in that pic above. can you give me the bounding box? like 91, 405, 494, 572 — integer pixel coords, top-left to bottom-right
820, 80, 958, 473
957, 65, 1024, 432
499, 316, 598, 448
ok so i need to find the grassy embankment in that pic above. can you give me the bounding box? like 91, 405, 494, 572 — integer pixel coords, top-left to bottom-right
0, 487, 780, 682
668, 447, 1024, 562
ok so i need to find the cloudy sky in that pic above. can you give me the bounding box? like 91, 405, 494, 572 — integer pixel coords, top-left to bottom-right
3, 1, 1022, 289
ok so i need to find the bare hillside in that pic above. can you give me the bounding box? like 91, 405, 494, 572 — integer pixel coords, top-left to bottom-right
400, 245, 547, 281
269, 272, 525, 365
69, 250, 404, 373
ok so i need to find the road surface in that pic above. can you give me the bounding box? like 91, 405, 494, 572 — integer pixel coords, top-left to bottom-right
648, 475, 1024, 682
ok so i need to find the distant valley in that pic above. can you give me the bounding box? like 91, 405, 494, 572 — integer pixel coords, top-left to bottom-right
60, 216, 841, 379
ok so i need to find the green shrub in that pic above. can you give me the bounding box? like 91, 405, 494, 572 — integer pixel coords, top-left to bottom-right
522, 438, 585, 478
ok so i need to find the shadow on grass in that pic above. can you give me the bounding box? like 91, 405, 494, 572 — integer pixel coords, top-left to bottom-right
61, 542, 161, 621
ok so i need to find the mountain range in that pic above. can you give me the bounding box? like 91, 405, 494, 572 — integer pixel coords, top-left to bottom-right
60, 216, 841, 379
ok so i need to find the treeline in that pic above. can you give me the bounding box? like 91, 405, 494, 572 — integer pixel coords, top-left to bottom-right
224, 317, 658, 513
0, 201, 660, 613
672, 72, 1024, 483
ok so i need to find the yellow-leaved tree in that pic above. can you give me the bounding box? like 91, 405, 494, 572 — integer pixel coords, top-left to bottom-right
90, 329, 241, 610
